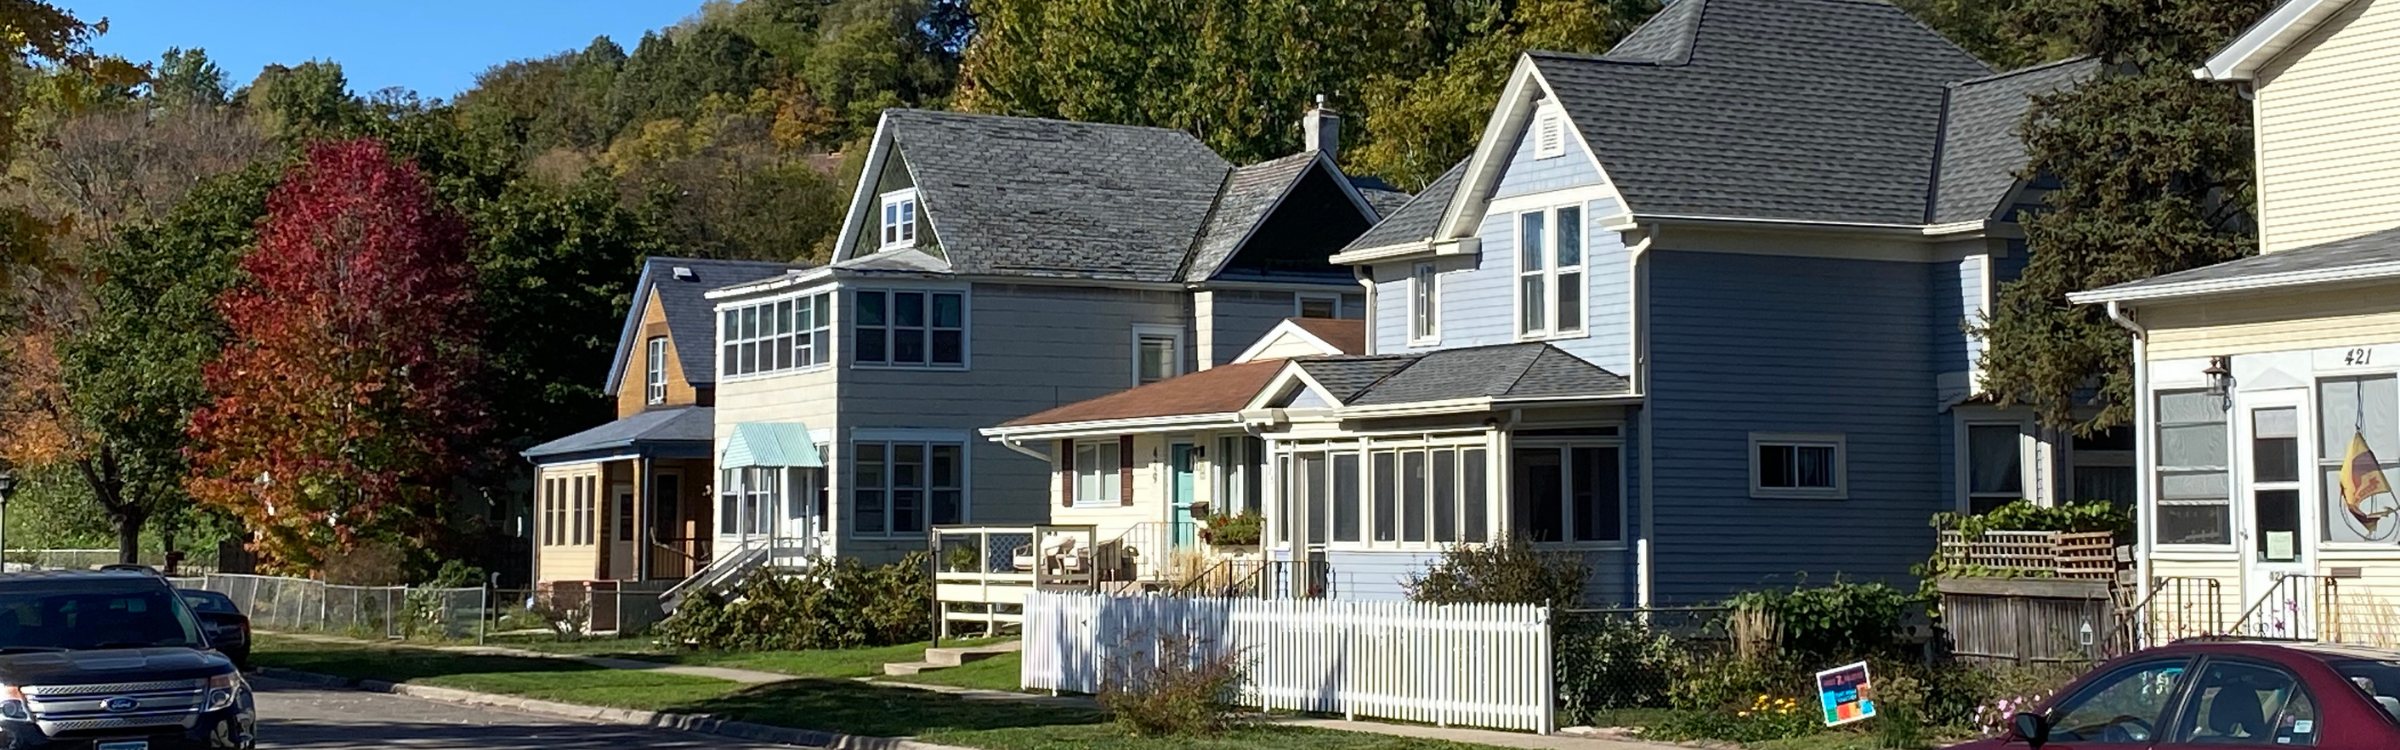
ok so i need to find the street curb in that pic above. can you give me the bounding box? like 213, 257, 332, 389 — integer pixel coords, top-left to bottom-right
253, 667, 980, 750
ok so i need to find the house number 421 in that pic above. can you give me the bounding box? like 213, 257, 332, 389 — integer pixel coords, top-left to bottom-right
2347, 348, 2375, 366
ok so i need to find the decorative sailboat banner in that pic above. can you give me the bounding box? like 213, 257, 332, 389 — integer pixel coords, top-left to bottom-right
2339, 431, 2400, 543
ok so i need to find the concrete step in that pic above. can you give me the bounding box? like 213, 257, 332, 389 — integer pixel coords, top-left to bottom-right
883, 640, 1022, 675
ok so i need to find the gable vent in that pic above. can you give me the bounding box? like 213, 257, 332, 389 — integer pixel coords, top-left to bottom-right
1534, 104, 1566, 159
672, 266, 696, 281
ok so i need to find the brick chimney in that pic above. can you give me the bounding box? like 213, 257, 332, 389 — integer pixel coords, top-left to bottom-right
1304, 95, 1341, 161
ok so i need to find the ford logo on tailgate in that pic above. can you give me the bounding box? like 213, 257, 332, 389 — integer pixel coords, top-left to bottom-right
100, 697, 139, 712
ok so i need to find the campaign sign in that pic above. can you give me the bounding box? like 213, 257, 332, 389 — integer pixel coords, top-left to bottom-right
1815, 661, 1876, 727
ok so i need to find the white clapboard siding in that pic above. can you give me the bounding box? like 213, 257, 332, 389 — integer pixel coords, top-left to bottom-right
1021, 592, 1554, 733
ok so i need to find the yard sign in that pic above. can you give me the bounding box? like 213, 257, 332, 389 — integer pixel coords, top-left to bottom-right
1815, 661, 1876, 727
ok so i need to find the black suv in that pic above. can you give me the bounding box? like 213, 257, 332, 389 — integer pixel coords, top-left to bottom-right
0, 571, 256, 749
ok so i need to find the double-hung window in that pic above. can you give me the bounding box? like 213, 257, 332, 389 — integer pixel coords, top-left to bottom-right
1215, 436, 1264, 515
1516, 205, 1585, 337
719, 293, 832, 378
1073, 440, 1122, 505
2155, 390, 2230, 545
1751, 433, 1845, 499
645, 337, 668, 404
1286, 439, 1489, 549
1134, 325, 1181, 385
853, 440, 964, 536
855, 290, 965, 367
1965, 423, 2026, 514
880, 189, 917, 250
1410, 262, 1439, 343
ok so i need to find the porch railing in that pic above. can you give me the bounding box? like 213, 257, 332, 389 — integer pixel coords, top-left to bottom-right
2231, 574, 2339, 642
2125, 576, 2224, 649
930, 524, 1101, 638
647, 534, 712, 581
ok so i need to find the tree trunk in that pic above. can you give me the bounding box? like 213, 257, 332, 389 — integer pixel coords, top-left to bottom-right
114, 510, 144, 565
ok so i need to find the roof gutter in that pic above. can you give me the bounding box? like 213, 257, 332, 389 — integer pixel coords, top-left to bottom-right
1636, 214, 1991, 237
2068, 260, 2400, 305
1329, 237, 1480, 266
2195, 0, 2349, 81
980, 412, 1254, 442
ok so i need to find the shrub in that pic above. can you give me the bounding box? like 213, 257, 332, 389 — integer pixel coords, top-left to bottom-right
1669, 653, 1808, 714
1643, 691, 1819, 744
1406, 537, 1588, 606
1932, 499, 2132, 540
1199, 512, 1261, 546
656, 552, 933, 651
1725, 579, 1915, 664
1101, 634, 1250, 737
1555, 615, 1690, 720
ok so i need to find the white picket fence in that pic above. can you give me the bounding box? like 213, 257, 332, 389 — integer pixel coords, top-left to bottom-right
1022, 591, 1555, 733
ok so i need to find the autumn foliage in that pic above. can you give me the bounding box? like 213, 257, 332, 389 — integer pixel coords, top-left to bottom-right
185, 139, 485, 575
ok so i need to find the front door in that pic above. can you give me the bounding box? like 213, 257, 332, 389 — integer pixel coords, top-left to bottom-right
2239, 392, 2315, 638
609, 481, 636, 580
649, 472, 684, 578
1170, 443, 1198, 549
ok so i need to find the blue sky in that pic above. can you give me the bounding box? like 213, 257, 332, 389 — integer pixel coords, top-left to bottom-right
63, 1, 706, 100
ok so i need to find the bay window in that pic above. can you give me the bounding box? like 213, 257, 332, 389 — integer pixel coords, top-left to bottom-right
853, 440, 966, 536
1517, 205, 1585, 337
2155, 390, 2230, 545
855, 290, 965, 368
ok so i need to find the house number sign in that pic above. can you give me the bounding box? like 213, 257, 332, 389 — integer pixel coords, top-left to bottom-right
2317, 345, 2392, 371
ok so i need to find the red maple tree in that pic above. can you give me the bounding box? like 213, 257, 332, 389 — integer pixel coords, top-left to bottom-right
185, 138, 486, 575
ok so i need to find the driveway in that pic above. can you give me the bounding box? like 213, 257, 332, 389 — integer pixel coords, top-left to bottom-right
251, 677, 790, 749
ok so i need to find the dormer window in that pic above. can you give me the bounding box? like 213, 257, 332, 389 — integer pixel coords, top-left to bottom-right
645, 336, 668, 404
880, 189, 918, 250
1534, 103, 1566, 160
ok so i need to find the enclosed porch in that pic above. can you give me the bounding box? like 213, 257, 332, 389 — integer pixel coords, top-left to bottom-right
523, 406, 720, 586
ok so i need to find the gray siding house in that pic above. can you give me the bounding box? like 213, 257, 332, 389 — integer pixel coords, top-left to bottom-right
984, 0, 2117, 606
694, 106, 1404, 583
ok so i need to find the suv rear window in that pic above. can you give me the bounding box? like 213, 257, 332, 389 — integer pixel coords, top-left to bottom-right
0, 581, 205, 651
180, 591, 239, 615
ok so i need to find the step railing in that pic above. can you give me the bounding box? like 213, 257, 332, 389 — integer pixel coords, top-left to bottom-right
1170, 557, 1331, 599
2119, 576, 2222, 651
2231, 574, 2339, 642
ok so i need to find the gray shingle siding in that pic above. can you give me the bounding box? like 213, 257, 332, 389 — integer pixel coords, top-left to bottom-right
1646, 249, 1946, 604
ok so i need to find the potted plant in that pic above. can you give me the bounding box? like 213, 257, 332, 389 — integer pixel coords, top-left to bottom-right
1200, 512, 1262, 549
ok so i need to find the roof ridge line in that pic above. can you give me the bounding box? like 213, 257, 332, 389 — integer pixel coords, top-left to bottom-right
1922, 83, 1958, 224
1948, 55, 2100, 87
1174, 164, 1243, 281
884, 107, 1213, 142
1494, 344, 1550, 397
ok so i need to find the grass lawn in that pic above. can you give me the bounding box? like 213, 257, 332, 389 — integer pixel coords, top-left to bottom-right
481, 633, 1010, 682
1577, 707, 1673, 730
928, 724, 1505, 750
253, 635, 1513, 749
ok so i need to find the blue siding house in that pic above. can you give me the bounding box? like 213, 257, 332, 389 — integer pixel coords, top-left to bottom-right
984, 0, 2121, 606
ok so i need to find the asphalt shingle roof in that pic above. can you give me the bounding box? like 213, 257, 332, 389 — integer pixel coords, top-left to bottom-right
999, 359, 1288, 427
524, 406, 715, 461
883, 110, 1233, 282
1931, 57, 2101, 223
1342, 159, 1468, 254
1538, 0, 1997, 225
1346, 344, 1631, 406
614, 257, 809, 390
1185, 152, 1320, 282
2084, 225, 2400, 297
1296, 356, 1419, 403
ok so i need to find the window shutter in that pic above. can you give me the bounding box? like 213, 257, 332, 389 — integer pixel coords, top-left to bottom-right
1058, 439, 1074, 507
1119, 435, 1136, 506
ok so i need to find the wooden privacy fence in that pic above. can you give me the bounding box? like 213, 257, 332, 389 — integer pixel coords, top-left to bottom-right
1938, 577, 2115, 665
1022, 591, 1555, 733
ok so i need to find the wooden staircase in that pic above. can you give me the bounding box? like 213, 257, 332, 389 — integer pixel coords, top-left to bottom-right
882, 640, 1021, 676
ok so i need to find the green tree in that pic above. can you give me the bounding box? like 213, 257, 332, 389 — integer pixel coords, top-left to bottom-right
150, 46, 228, 111
243, 60, 361, 142
1975, 0, 2275, 432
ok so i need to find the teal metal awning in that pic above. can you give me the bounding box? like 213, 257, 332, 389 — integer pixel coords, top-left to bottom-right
721, 422, 823, 469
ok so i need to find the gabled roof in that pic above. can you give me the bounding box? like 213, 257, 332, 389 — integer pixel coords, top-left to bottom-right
2070, 225, 2400, 304
524, 406, 715, 463
834, 109, 1407, 286
1527, 0, 1995, 226
1342, 159, 1468, 255
1235, 318, 1370, 362
2198, 0, 2359, 81
605, 257, 810, 393
996, 359, 1288, 428
862, 109, 1232, 282
1930, 57, 2102, 224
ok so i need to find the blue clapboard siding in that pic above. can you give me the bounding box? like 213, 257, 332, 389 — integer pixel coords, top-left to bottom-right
1993, 239, 2030, 285
1644, 250, 1947, 605
1933, 255, 1980, 376
1325, 548, 1630, 604
1365, 108, 1629, 374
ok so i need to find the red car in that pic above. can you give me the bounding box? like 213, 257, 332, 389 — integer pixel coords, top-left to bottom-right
1947, 640, 2400, 749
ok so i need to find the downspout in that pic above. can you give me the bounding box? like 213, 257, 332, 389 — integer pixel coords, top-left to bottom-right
1355, 266, 1378, 355
2104, 300, 2152, 621
994, 434, 1053, 464
1628, 231, 1656, 609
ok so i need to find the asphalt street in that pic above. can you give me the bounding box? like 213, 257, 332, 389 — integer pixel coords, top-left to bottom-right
250, 677, 790, 749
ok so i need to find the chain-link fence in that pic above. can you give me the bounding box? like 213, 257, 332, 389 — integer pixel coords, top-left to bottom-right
1553, 606, 1732, 719
6, 548, 224, 575
183, 574, 489, 643
488, 583, 671, 638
